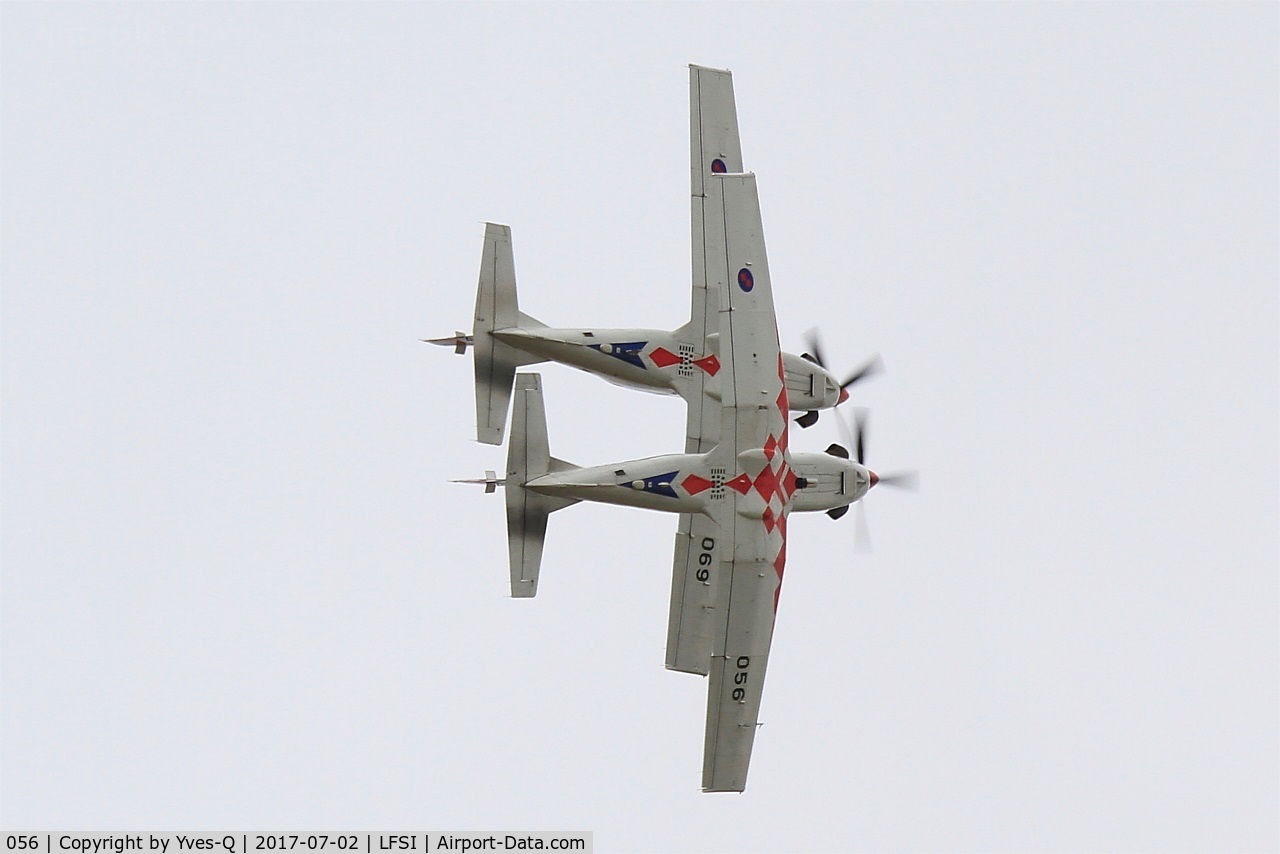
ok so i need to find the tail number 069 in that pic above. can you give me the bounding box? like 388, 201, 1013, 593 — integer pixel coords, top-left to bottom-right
695, 536, 715, 583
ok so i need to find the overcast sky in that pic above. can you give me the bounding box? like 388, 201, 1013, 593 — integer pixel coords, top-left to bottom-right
3, 3, 1277, 852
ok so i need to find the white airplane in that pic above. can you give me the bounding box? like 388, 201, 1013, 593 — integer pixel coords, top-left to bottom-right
458, 172, 913, 793
432, 65, 883, 676
426, 66, 881, 449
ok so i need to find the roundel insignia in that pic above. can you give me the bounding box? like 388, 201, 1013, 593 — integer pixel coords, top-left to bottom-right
737, 268, 754, 292
711, 158, 727, 173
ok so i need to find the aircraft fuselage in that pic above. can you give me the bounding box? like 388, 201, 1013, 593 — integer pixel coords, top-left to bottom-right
492, 326, 842, 412
526, 449, 872, 517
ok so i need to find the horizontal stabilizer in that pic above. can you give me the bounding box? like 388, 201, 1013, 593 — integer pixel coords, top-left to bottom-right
474, 223, 549, 444
505, 374, 578, 597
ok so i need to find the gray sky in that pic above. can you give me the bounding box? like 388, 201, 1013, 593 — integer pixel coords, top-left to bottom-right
3, 3, 1277, 851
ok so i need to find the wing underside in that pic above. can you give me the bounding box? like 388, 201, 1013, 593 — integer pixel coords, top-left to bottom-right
666, 511, 719, 674
683, 63, 744, 456
702, 172, 790, 793
666, 65, 746, 677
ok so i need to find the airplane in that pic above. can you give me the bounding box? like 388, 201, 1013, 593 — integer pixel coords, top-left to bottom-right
431, 65, 883, 676
425, 65, 881, 450
457, 172, 913, 792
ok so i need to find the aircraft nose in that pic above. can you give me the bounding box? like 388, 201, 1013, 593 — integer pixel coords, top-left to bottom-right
868, 470, 879, 488
838, 387, 850, 405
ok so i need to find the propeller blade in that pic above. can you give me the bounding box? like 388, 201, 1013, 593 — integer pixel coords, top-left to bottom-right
805, 328, 883, 400
803, 328, 829, 369
853, 407, 869, 466
855, 501, 872, 552
840, 354, 885, 390
876, 471, 919, 491
834, 405, 870, 466
833, 405, 855, 451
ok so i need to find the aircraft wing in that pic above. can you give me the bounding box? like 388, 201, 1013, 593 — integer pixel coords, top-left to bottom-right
702, 172, 795, 793
684, 63, 744, 456
666, 511, 718, 674
665, 65, 747, 676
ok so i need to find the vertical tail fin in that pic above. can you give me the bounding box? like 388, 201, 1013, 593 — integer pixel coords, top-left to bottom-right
504, 373, 577, 597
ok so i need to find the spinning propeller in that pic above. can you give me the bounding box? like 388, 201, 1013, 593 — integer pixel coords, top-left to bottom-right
795, 328, 884, 428
824, 407, 917, 550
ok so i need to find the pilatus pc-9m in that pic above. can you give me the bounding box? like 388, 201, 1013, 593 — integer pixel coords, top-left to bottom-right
427, 65, 882, 449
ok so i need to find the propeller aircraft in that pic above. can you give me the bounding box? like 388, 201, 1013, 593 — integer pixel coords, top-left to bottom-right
426, 66, 881, 449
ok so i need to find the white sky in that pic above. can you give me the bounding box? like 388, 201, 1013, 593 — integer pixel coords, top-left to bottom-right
3, 3, 1277, 851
